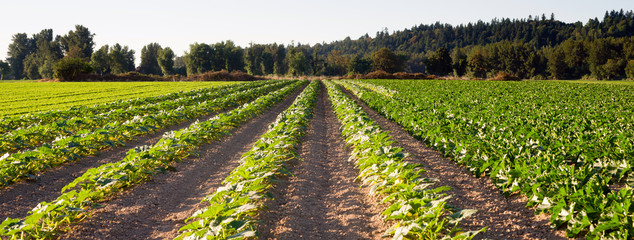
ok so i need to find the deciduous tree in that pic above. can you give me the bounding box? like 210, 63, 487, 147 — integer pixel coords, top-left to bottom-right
372, 48, 405, 73
0, 60, 10, 80
140, 43, 162, 75
59, 25, 95, 60
425, 47, 453, 76
7, 33, 33, 79
91, 45, 110, 75
157, 47, 175, 76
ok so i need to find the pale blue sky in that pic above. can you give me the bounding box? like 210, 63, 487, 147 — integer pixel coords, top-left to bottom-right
1, 0, 632, 62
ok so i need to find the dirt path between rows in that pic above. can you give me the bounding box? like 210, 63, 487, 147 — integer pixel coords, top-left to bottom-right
0, 111, 227, 220
258, 83, 388, 240
59, 85, 305, 240
343, 88, 569, 240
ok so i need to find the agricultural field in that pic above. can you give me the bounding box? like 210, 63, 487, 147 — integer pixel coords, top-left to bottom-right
0, 81, 237, 117
0, 79, 632, 240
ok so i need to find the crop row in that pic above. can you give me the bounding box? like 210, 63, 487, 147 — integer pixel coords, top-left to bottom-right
0, 81, 274, 154
326, 80, 482, 240
0, 82, 241, 134
342, 79, 634, 238
175, 80, 319, 240
0, 82, 233, 117
0, 80, 306, 239
0, 81, 292, 187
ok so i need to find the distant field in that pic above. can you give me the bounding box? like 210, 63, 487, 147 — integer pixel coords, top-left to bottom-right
0, 81, 239, 117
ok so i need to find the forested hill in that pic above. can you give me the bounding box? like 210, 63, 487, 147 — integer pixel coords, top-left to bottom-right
3, 10, 634, 81
314, 10, 634, 57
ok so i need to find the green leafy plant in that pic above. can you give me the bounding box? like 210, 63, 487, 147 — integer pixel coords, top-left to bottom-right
175, 80, 319, 240
325, 80, 483, 240
0, 81, 292, 187
0, 81, 305, 239
341, 79, 634, 238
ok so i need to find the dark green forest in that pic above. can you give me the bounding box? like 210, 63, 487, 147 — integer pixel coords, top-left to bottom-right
1, 10, 633, 80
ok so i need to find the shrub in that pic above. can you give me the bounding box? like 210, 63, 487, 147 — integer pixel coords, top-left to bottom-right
491, 72, 520, 81
53, 58, 93, 81
364, 70, 395, 79
625, 60, 634, 80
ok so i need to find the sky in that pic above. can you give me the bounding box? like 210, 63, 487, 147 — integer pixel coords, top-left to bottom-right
1, 0, 633, 63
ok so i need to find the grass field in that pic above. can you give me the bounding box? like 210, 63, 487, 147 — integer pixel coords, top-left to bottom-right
0, 81, 239, 117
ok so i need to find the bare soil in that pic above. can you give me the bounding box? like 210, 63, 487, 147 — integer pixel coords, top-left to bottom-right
58, 86, 305, 240
342, 88, 569, 240
0, 114, 220, 220
258, 83, 388, 240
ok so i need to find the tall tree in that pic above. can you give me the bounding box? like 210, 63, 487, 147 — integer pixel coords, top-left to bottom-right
60, 25, 95, 60
91, 45, 111, 75
325, 50, 349, 76
547, 48, 568, 79
219, 40, 244, 72
173, 56, 187, 75
626, 60, 634, 79
6, 33, 33, 79
0, 60, 10, 80
260, 51, 274, 75
425, 47, 453, 75
348, 55, 372, 74
452, 48, 468, 76
273, 44, 287, 75
372, 48, 406, 73
287, 48, 307, 76
139, 43, 162, 75
468, 49, 488, 78
109, 44, 135, 74
32, 29, 63, 78
185, 43, 213, 75
157, 47, 175, 76
244, 43, 264, 75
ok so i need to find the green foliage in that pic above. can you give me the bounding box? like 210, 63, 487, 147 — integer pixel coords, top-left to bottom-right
91, 45, 110, 75
0, 61, 10, 80
176, 80, 316, 239
350, 79, 634, 238
547, 48, 567, 79
372, 48, 406, 73
157, 47, 175, 76
59, 25, 94, 60
330, 80, 483, 239
0, 81, 233, 122
314, 10, 634, 63
287, 48, 308, 76
186, 43, 213, 75
217, 40, 245, 72
451, 48, 468, 76
139, 43, 162, 75
425, 47, 453, 76
53, 58, 93, 81
186, 41, 245, 76
109, 44, 135, 74
348, 55, 372, 74
7, 33, 33, 79
467, 50, 488, 78
0, 81, 303, 239
626, 60, 634, 79
0, 81, 284, 188
22, 54, 41, 80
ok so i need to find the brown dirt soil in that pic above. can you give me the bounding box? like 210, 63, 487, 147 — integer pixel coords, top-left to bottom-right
343, 89, 570, 240
0, 114, 221, 220
258, 83, 388, 240
58, 86, 305, 240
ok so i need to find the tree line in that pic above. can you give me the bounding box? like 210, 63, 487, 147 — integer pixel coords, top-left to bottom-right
1, 9, 633, 80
